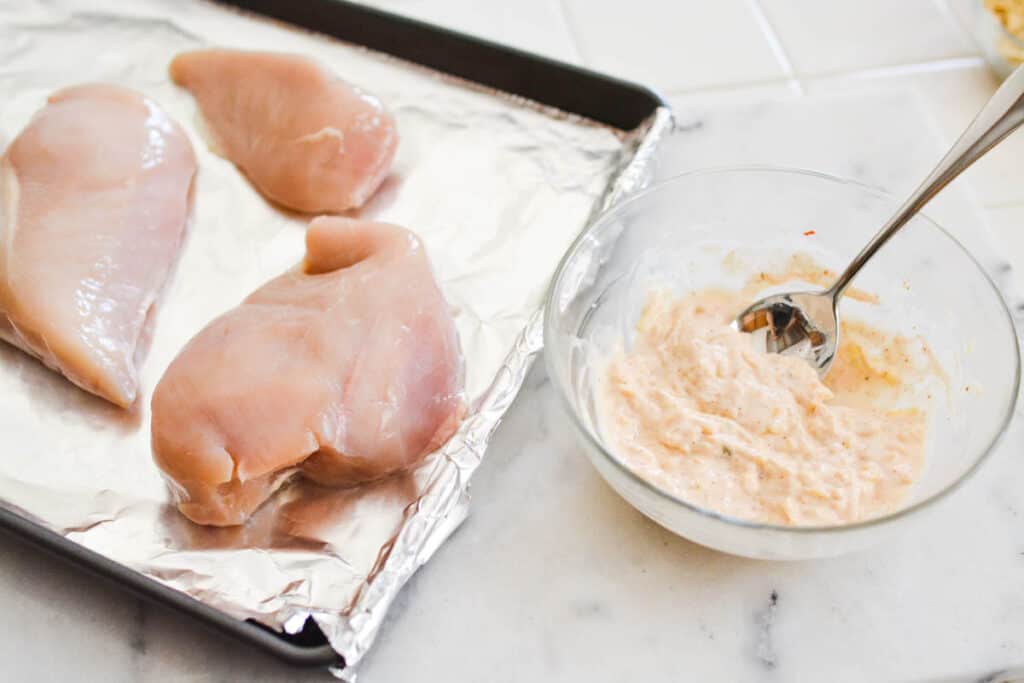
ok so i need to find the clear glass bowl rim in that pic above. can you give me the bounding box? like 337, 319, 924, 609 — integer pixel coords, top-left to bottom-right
543, 165, 1022, 535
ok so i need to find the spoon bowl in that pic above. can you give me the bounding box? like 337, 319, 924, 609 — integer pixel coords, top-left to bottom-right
733, 289, 838, 375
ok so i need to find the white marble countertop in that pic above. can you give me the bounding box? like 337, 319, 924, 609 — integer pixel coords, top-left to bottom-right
4, 1, 1024, 681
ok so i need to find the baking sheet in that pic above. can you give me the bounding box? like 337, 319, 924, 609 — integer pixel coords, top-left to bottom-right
0, 0, 670, 673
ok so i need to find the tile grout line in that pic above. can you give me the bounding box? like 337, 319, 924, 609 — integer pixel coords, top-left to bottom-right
800, 55, 987, 85
935, 0, 987, 54
662, 56, 992, 109
744, 0, 804, 95
662, 77, 795, 99
983, 200, 1024, 210
554, 0, 589, 67
662, 54, 983, 98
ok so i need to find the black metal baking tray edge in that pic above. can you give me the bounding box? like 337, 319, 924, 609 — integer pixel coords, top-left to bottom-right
0, 0, 668, 670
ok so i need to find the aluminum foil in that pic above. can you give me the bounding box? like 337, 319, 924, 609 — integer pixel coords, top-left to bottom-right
0, 0, 671, 674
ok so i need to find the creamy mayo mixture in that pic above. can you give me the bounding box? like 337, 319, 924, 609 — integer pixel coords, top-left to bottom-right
598, 276, 935, 526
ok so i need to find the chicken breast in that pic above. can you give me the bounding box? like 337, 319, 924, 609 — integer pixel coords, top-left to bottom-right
169, 49, 398, 213
152, 217, 463, 526
0, 84, 196, 407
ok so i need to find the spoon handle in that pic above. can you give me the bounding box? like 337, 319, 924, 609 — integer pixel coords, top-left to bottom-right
829, 64, 1024, 299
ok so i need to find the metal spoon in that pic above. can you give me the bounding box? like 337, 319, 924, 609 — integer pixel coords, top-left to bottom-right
735, 64, 1024, 376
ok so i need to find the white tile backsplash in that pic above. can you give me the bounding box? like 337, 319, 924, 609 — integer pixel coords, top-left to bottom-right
759, 0, 977, 76
945, 0, 983, 39
351, 0, 582, 64
561, 0, 787, 92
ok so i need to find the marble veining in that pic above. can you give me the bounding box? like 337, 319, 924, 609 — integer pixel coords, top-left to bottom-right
755, 590, 780, 670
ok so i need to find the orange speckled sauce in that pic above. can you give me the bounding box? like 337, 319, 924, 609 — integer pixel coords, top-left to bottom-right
597, 256, 942, 526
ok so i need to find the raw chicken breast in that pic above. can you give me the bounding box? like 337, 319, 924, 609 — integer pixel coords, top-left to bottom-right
0, 85, 196, 407
152, 217, 463, 526
169, 49, 398, 213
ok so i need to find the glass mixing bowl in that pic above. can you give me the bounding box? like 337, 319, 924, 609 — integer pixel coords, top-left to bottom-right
544, 167, 1020, 560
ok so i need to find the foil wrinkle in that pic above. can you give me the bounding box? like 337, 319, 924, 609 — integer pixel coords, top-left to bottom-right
0, 0, 668, 673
